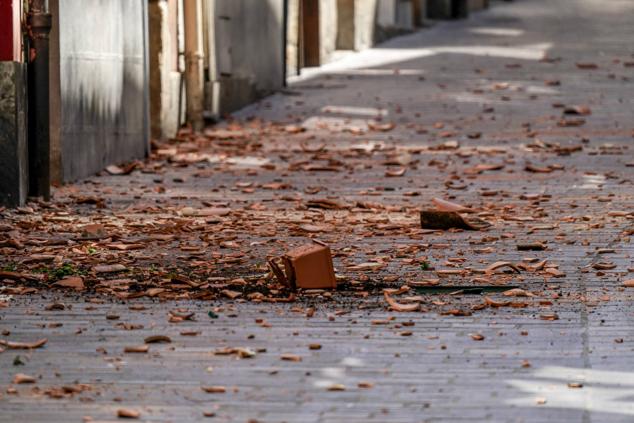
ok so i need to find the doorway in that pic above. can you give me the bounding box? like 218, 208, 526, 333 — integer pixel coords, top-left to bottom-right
300, 0, 320, 67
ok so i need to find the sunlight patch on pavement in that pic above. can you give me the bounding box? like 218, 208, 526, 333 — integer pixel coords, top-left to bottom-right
314, 357, 367, 389
291, 43, 553, 83
224, 156, 270, 167
533, 366, 634, 387
321, 367, 346, 379
301, 115, 369, 130
507, 366, 634, 415
433, 43, 552, 61
448, 92, 502, 104
469, 27, 525, 37
448, 83, 559, 104
576, 174, 606, 189
321, 105, 388, 118
291, 49, 434, 82
525, 85, 560, 95
206, 154, 270, 168
340, 357, 365, 367
326, 68, 425, 76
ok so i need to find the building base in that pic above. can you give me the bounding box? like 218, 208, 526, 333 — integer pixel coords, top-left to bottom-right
0, 61, 28, 207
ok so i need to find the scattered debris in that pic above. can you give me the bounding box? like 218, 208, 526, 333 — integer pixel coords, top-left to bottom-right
144, 335, 172, 344
517, 243, 547, 251
431, 197, 474, 213
117, 408, 141, 419
384, 289, 420, 312
106, 162, 139, 176
539, 313, 559, 321
482, 261, 521, 274
420, 210, 489, 231
367, 121, 395, 132
0, 338, 48, 350
124, 345, 149, 353
503, 288, 535, 297
201, 386, 227, 394
94, 264, 126, 274
563, 105, 591, 115
592, 262, 616, 270
12, 373, 36, 384
269, 240, 337, 289
576, 62, 598, 69
53, 276, 85, 291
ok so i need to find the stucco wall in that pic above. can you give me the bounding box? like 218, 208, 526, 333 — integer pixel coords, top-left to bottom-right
0, 62, 28, 206
149, 0, 180, 140
209, 0, 285, 115
377, 0, 396, 27
286, 0, 425, 72
319, 0, 337, 64
51, 0, 150, 182
354, 0, 379, 51
336, 0, 355, 50
286, 0, 300, 76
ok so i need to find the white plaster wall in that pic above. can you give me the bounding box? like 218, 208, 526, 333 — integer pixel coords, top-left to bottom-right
55, 0, 149, 181
354, 0, 378, 51
209, 0, 285, 114
319, 0, 338, 63
377, 0, 396, 27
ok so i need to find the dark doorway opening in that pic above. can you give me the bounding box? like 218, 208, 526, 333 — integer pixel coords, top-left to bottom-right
300, 0, 320, 67
451, 0, 468, 19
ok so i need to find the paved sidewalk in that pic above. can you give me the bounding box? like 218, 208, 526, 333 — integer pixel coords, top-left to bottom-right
1, 0, 634, 421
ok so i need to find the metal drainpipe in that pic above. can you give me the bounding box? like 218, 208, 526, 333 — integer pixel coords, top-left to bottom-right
183, 0, 204, 132
282, 0, 288, 87
27, 0, 52, 200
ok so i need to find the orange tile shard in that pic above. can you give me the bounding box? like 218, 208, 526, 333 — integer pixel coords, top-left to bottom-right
420, 210, 489, 231
269, 240, 337, 290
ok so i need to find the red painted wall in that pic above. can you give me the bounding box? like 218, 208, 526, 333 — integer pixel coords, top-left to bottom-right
0, 0, 20, 61
0, 0, 14, 61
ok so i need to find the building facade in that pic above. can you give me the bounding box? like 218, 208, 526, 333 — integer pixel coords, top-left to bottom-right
0, 0, 28, 207
148, 0, 286, 139
286, 0, 487, 76
0, 0, 490, 207
49, 0, 151, 184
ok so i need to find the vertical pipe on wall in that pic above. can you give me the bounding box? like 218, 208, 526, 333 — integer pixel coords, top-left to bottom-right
48, 0, 61, 185
202, 0, 220, 118
27, 0, 52, 200
282, 0, 288, 87
183, 0, 204, 131
141, 0, 151, 152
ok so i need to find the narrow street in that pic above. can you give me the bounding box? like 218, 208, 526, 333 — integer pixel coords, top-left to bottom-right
1, 0, 634, 421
